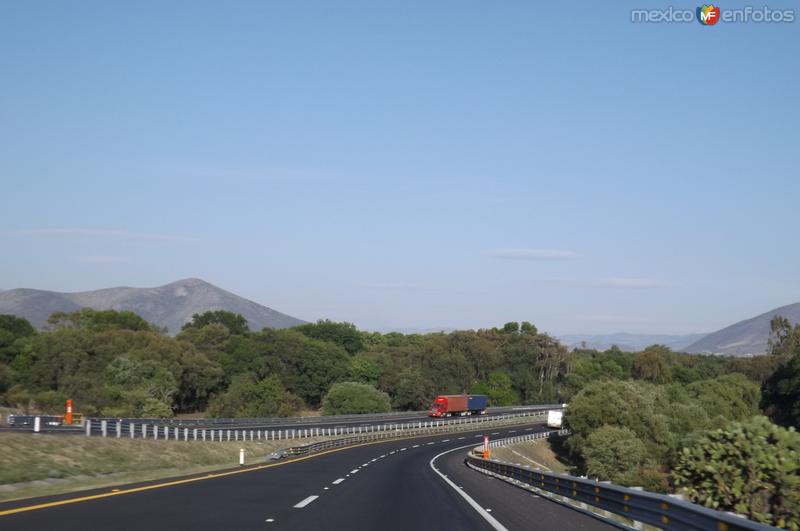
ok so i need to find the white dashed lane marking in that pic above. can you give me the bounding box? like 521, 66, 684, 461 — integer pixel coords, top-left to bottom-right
294, 496, 319, 509
332, 478, 345, 484
350, 469, 359, 474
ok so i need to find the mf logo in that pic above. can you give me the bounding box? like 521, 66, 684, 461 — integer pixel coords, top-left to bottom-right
697, 4, 721, 25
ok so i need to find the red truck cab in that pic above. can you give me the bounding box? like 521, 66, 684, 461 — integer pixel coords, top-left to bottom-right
428, 395, 469, 417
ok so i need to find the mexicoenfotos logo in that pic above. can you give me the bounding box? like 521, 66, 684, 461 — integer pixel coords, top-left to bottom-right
631, 5, 795, 24
697, 4, 721, 25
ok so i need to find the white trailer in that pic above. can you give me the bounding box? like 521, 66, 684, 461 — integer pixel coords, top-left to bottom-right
546, 410, 563, 429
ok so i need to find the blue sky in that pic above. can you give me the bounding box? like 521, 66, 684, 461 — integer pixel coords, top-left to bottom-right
1, 1, 797, 335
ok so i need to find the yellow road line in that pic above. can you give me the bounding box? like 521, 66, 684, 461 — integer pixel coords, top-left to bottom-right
0, 420, 539, 518
0, 440, 374, 517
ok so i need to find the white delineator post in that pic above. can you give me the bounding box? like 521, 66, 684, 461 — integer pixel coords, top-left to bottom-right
33, 416, 41, 433
239, 448, 245, 466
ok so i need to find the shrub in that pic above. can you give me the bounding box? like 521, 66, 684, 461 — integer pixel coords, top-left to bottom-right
321, 382, 392, 415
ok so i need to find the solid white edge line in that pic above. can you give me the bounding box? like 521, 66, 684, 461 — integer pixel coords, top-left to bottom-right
293, 495, 319, 508
429, 444, 509, 531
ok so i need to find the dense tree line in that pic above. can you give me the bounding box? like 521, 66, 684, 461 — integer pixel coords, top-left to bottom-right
560, 315, 800, 527
2, 309, 799, 524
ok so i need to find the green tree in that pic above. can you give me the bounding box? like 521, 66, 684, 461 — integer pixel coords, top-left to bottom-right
769, 316, 800, 358
207, 374, 301, 417
0, 315, 36, 363
388, 368, 434, 410
673, 416, 800, 529
632, 346, 672, 384
583, 425, 650, 483
348, 355, 381, 386
249, 329, 350, 406
182, 311, 249, 335
295, 319, 364, 355
321, 382, 392, 415
762, 350, 800, 428
472, 372, 519, 406
47, 309, 154, 333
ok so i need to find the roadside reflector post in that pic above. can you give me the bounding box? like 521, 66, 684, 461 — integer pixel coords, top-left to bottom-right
33, 416, 41, 433
65, 399, 73, 425
239, 448, 245, 466
85, 419, 92, 436
483, 435, 490, 459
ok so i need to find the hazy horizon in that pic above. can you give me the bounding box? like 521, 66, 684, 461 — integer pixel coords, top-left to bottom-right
2, 1, 797, 335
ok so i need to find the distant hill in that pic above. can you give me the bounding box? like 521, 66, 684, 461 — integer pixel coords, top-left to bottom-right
0, 278, 306, 334
558, 333, 707, 353
685, 302, 800, 356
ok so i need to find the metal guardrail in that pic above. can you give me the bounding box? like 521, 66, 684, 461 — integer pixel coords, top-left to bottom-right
466, 433, 776, 531
78, 410, 551, 442
82, 404, 560, 429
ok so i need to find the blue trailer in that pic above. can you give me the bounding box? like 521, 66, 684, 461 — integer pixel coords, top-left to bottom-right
467, 394, 488, 415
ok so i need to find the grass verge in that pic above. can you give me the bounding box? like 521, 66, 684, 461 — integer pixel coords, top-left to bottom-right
0, 433, 329, 503
489, 438, 569, 472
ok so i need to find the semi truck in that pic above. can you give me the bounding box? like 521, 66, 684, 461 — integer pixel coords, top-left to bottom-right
428, 394, 488, 417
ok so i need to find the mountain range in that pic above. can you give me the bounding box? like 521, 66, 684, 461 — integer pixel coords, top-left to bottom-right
558, 333, 706, 353
683, 302, 800, 356
0, 278, 306, 334
0, 279, 798, 356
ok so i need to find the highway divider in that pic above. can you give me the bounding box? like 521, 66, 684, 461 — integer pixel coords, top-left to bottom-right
74, 409, 556, 443
465, 432, 775, 531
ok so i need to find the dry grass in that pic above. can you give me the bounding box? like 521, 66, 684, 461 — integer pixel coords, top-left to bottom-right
0, 413, 544, 502
0, 432, 328, 502
490, 438, 568, 472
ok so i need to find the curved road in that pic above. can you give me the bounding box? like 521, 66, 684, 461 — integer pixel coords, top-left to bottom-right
0, 424, 613, 530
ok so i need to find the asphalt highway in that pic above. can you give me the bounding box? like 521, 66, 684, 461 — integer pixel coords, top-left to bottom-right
0, 423, 615, 531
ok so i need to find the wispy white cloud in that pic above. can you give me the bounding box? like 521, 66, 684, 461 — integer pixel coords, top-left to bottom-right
2, 228, 197, 243
486, 248, 578, 260
593, 277, 667, 289
73, 255, 128, 264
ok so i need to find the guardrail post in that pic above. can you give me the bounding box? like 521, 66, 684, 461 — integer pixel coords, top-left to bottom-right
211, 430, 215, 441
116, 421, 121, 438
85, 419, 91, 436
33, 416, 41, 433
227, 430, 231, 441
184, 428, 188, 441
130, 423, 135, 438
202, 429, 206, 441
101, 420, 108, 437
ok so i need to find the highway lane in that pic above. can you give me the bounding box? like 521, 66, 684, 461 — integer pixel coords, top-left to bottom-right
0, 423, 614, 531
